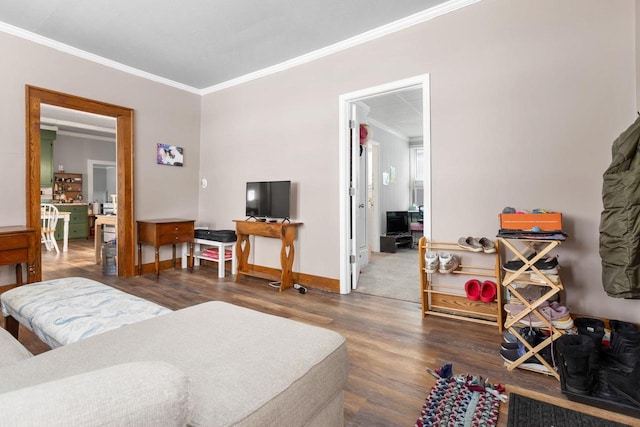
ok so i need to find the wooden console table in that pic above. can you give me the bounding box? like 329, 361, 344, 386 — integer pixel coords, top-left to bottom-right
137, 219, 195, 278
0, 226, 37, 293
233, 220, 302, 292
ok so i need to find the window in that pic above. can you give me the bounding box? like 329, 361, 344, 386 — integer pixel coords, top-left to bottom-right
410, 147, 424, 206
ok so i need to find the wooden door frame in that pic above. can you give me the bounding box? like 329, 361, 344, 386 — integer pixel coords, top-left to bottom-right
25, 85, 136, 280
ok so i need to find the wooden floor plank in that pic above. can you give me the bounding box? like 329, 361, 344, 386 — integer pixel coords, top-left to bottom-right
4, 239, 635, 426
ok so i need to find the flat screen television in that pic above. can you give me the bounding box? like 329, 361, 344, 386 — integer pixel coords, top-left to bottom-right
245, 181, 291, 219
386, 211, 409, 235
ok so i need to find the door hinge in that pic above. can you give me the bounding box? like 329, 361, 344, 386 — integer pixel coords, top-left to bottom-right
350, 255, 356, 264
349, 119, 356, 129
349, 187, 355, 196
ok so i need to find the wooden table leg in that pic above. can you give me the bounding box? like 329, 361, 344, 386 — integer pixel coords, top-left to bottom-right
189, 241, 194, 272
279, 228, 296, 291
5, 316, 19, 339
15, 263, 22, 286
172, 244, 176, 269
138, 243, 142, 276
154, 247, 160, 278
235, 234, 249, 282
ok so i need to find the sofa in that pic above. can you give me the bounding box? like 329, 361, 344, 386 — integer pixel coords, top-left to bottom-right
0, 301, 349, 426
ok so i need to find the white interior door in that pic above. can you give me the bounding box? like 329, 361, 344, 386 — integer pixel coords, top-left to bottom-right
350, 103, 362, 290
367, 142, 380, 252
339, 74, 431, 294
357, 134, 368, 273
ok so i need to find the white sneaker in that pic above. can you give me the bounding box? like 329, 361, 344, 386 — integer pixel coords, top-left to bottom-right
439, 252, 459, 274
424, 251, 438, 273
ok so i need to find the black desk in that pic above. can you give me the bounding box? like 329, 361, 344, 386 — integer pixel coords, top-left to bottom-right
380, 234, 412, 253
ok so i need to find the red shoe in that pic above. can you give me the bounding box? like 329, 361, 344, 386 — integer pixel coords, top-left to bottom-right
480, 280, 497, 302
464, 279, 481, 301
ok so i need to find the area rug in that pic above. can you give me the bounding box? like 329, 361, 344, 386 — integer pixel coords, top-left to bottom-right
415, 364, 506, 427
507, 393, 629, 427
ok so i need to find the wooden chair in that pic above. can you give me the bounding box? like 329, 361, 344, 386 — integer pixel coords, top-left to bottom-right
41, 203, 60, 254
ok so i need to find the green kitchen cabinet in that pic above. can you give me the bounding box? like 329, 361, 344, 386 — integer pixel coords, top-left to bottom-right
54, 204, 88, 240
40, 130, 55, 188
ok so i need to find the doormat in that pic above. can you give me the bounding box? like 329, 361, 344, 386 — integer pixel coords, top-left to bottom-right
507, 393, 629, 427
415, 364, 506, 427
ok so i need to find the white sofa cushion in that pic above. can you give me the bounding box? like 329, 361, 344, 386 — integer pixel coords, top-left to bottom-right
0, 327, 32, 367
0, 301, 348, 426
0, 361, 191, 426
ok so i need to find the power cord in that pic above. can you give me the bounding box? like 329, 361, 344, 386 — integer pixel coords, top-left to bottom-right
269, 281, 307, 294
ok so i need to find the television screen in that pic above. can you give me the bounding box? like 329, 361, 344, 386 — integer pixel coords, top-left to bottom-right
245, 181, 291, 219
386, 211, 409, 234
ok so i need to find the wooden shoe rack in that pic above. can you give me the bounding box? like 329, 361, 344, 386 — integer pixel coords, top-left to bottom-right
499, 237, 564, 380
418, 237, 503, 331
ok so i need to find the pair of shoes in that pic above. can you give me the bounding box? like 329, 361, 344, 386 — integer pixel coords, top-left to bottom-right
502, 254, 559, 275
464, 280, 497, 302
438, 252, 458, 274
607, 319, 640, 373
556, 334, 597, 395
505, 302, 574, 329
503, 327, 524, 344
500, 337, 554, 374
457, 236, 495, 253
424, 251, 459, 274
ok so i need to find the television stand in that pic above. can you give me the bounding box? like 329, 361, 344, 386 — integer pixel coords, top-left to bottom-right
380, 234, 412, 253
233, 220, 303, 291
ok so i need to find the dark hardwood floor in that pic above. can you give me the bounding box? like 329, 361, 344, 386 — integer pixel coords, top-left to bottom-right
8, 239, 637, 426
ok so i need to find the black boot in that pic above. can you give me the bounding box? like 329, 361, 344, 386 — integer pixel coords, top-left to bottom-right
556, 334, 597, 395
575, 317, 605, 366
608, 320, 640, 373
607, 362, 640, 407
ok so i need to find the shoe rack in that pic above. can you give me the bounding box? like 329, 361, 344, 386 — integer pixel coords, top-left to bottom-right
418, 237, 503, 332
499, 237, 563, 380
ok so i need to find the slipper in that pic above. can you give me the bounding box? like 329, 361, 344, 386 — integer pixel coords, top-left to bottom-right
480, 280, 497, 302
457, 237, 483, 252
479, 237, 496, 254
464, 279, 481, 301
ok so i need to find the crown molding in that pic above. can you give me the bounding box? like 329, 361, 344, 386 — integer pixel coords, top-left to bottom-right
201, 0, 480, 95
1, 0, 479, 96
0, 22, 201, 95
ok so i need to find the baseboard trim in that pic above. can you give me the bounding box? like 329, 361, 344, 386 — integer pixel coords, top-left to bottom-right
140, 259, 341, 293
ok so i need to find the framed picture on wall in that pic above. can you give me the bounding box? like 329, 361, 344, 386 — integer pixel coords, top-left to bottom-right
157, 143, 184, 166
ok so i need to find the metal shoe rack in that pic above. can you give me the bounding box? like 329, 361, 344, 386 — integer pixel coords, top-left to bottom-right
418, 237, 503, 332
499, 237, 563, 380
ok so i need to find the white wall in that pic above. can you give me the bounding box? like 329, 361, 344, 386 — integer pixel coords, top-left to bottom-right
0, 30, 201, 278
0, 0, 637, 322
369, 123, 412, 235
199, 0, 639, 322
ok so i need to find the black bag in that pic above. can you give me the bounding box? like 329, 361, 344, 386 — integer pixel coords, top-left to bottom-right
194, 229, 237, 242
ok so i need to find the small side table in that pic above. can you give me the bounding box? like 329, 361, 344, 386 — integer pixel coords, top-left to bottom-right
0, 226, 37, 293
182, 238, 237, 278
137, 219, 195, 278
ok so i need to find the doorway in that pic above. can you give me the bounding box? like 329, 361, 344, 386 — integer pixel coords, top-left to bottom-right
25, 85, 136, 280
338, 75, 431, 295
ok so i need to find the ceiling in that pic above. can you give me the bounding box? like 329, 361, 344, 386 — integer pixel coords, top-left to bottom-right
40, 104, 116, 141
6, 1, 441, 138
362, 89, 423, 139
0, 0, 450, 91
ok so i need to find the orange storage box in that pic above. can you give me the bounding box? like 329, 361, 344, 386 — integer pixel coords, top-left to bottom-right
499, 212, 562, 231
